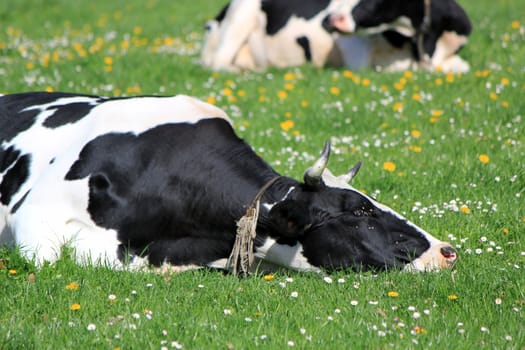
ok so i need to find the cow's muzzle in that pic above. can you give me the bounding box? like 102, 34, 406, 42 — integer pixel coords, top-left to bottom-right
405, 243, 458, 272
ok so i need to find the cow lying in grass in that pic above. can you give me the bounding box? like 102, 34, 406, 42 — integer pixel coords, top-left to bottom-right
0, 92, 457, 273
201, 0, 471, 72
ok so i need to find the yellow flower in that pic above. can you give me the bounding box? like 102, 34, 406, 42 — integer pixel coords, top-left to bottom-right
501, 101, 509, 108
478, 154, 490, 164
280, 120, 294, 131
448, 294, 458, 301
412, 93, 421, 101
206, 96, 216, 105
490, 92, 498, 100
412, 325, 427, 334
502, 227, 509, 234
383, 161, 396, 172
8, 269, 16, 275
435, 78, 443, 85
284, 72, 296, 81
237, 90, 246, 97
277, 90, 288, 100
511, 20, 520, 29
300, 100, 308, 108
343, 70, 354, 79
263, 274, 274, 281
431, 110, 443, 117
501, 77, 510, 85
133, 26, 142, 35
392, 102, 403, 112
222, 88, 233, 97
25, 62, 34, 70
361, 78, 370, 86
403, 70, 413, 79
409, 145, 422, 153
411, 130, 421, 138
445, 72, 455, 83
104, 56, 113, 65
70, 303, 81, 311
387, 291, 399, 298
330, 86, 340, 95
459, 205, 470, 214
284, 83, 295, 91
66, 281, 80, 291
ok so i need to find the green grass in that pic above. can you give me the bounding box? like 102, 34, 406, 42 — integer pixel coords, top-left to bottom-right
1, 0, 524, 349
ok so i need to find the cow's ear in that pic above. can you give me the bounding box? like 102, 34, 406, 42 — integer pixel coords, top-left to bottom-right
268, 200, 311, 238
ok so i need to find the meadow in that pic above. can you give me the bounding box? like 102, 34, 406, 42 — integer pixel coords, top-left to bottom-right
0, 0, 524, 349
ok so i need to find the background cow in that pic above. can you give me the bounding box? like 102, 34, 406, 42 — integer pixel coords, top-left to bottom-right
201, 0, 471, 72
1, 92, 457, 273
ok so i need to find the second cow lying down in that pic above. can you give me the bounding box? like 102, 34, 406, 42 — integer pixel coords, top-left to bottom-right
0, 92, 457, 273
202, 0, 472, 73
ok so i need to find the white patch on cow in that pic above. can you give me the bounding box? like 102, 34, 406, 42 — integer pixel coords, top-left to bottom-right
255, 237, 321, 272
359, 16, 415, 38
404, 242, 457, 272
2, 94, 230, 265
431, 31, 470, 73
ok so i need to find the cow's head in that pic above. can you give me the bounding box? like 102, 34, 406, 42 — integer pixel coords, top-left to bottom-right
266, 142, 457, 272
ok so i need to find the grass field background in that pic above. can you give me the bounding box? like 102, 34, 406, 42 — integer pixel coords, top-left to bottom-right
1, 0, 524, 349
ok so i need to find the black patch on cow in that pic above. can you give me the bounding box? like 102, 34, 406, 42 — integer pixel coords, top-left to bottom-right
0, 154, 30, 206
65, 118, 281, 266
382, 30, 411, 48
0, 92, 99, 143
11, 190, 30, 213
262, 0, 331, 35
215, 3, 230, 22
296, 36, 312, 61
351, 0, 472, 57
0, 145, 21, 173
43, 102, 96, 128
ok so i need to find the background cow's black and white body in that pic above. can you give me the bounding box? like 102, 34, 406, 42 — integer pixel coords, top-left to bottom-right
1, 92, 457, 272
201, 0, 471, 73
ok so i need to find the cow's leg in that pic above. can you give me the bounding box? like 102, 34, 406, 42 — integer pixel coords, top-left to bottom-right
211, 0, 263, 70
431, 31, 469, 70
145, 237, 233, 267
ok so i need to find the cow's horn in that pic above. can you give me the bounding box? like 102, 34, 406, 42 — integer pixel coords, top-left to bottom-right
304, 141, 330, 187
339, 160, 362, 183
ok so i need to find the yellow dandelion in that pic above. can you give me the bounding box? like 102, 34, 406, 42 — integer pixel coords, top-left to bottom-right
206, 96, 216, 105
263, 274, 274, 281
435, 78, 443, 85
8, 269, 16, 275
392, 102, 403, 112
413, 325, 427, 334
446, 72, 455, 83
44, 86, 54, 92
383, 161, 396, 172
292, 130, 301, 137
459, 205, 470, 214
133, 26, 142, 35
431, 109, 443, 117
478, 154, 490, 164
277, 90, 288, 100
284, 72, 296, 81
403, 70, 413, 79
284, 83, 295, 91
25, 62, 34, 70
511, 20, 520, 29
501, 101, 509, 108
380, 85, 389, 92
502, 227, 509, 234
448, 294, 458, 301
104, 56, 113, 65
222, 88, 233, 97
280, 120, 294, 131
66, 281, 80, 291
104, 65, 113, 73
300, 100, 308, 108
330, 86, 340, 95
490, 92, 498, 100
343, 70, 354, 79
361, 78, 371, 86
387, 291, 399, 298
258, 95, 267, 103
501, 77, 510, 85
393, 82, 404, 90
70, 303, 81, 311
409, 145, 422, 153
411, 130, 421, 138
412, 93, 421, 101
237, 89, 246, 97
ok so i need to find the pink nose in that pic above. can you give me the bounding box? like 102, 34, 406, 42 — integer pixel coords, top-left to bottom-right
440, 246, 457, 260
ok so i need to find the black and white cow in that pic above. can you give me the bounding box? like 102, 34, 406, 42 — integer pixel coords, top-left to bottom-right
0, 92, 457, 272
201, 0, 471, 73
327, 0, 472, 72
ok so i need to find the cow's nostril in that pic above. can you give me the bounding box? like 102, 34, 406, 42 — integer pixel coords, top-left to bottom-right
440, 246, 457, 259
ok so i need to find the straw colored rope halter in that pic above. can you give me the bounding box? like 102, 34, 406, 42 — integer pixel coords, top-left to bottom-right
226, 176, 281, 276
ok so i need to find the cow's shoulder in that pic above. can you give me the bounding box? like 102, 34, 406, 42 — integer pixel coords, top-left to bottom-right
262, 0, 332, 35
